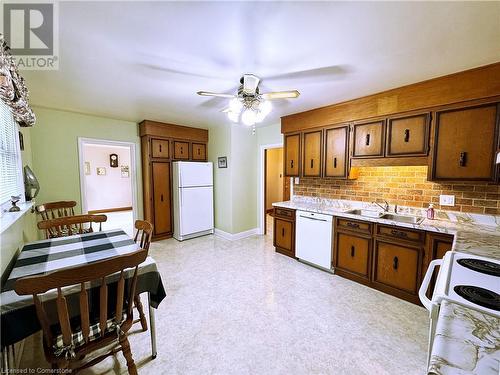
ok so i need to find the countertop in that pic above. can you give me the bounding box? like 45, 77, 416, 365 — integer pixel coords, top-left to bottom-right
272, 197, 500, 375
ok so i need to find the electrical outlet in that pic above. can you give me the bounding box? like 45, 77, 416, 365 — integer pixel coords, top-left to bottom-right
294, 177, 300, 184
439, 194, 455, 206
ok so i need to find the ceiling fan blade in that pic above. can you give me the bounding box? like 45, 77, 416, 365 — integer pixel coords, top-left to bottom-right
197, 91, 236, 98
220, 107, 231, 113
264, 65, 351, 82
243, 74, 260, 95
261, 90, 300, 100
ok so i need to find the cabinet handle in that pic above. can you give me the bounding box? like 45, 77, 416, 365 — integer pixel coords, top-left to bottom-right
310, 159, 314, 169
351, 246, 355, 257
290, 160, 294, 169
333, 157, 337, 168
404, 129, 410, 143
282, 228, 285, 237
181, 146, 184, 153
159, 144, 162, 153
347, 222, 360, 229
365, 134, 370, 146
390, 229, 408, 238
393, 256, 399, 270
160, 194, 164, 202
459, 151, 467, 167
198, 148, 201, 155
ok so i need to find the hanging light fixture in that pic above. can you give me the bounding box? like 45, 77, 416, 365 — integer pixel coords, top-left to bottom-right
226, 96, 272, 126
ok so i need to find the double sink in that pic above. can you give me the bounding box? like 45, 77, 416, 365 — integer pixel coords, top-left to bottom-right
344, 209, 425, 225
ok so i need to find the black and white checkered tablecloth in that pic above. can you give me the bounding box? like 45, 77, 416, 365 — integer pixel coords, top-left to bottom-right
0, 229, 166, 347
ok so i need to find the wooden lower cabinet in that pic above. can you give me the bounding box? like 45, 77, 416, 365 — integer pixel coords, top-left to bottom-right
273, 208, 296, 258
372, 240, 421, 303
335, 233, 371, 280
152, 162, 172, 237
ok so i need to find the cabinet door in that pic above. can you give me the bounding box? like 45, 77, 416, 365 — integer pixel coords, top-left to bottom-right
352, 120, 385, 158
373, 241, 420, 295
284, 133, 300, 177
152, 162, 171, 235
173, 141, 190, 160
336, 233, 371, 278
386, 113, 430, 157
192, 143, 206, 161
274, 219, 293, 251
432, 103, 498, 180
151, 139, 170, 158
324, 125, 348, 178
302, 130, 322, 177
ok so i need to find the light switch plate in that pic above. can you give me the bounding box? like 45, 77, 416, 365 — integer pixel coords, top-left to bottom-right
294, 177, 300, 184
439, 194, 455, 206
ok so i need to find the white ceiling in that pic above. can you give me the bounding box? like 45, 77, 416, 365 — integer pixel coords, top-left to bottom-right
23, 1, 500, 128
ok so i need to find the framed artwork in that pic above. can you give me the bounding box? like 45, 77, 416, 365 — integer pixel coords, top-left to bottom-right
84, 161, 91, 175
218, 156, 227, 168
96, 167, 106, 176
121, 165, 130, 178
109, 153, 118, 167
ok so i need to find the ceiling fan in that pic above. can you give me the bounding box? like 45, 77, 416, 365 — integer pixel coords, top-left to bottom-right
197, 74, 300, 126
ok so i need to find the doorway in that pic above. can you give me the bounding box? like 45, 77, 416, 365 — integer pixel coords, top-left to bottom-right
259, 144, 290, 236
78, 138, 138, 236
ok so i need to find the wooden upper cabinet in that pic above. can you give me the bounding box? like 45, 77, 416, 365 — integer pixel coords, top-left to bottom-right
431, 103, 499, 181
173, 141, 190, 160
192, 143, 207, 161
352, 120, 385, 158
386, 113, 430, 157
324, 125, 349, 178
302, 130, 322, 177
284, 133, 300, 177
151, 139, 170, 158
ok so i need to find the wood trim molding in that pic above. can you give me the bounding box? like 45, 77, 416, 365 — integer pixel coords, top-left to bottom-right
139, 120, 209, 142
281, 62, 500, 133
87, 206, 133, 214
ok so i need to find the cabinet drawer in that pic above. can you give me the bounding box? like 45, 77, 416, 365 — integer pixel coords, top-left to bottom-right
274, 207, 295, 220
173, 141, 189, 160
151, 139, 170, 158
373, 241, 420, 294
274, 219, 294, 251
192, 143, 206, 160
375, 225, 424, 244
336, 233, 371, 278
336, 218, 372, 234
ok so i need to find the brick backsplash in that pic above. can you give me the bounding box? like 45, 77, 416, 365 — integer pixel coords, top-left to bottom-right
293, 166, 500, 215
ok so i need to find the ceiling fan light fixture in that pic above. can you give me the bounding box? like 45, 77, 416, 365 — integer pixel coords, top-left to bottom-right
241, 108, 257, 126
229, 97, 243, 113
227, 110, 239, 123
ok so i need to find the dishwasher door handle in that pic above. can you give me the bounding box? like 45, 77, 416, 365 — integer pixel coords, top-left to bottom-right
299, 215, 328, 222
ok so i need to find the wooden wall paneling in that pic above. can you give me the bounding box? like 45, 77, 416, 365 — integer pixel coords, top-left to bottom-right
140, 120, 208, 142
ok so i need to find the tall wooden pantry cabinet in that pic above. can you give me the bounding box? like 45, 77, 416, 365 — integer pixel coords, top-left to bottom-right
140, 120, 209, 240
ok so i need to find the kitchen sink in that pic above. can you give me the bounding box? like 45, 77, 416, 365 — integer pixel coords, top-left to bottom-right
380, 213, 425, 224
344, 209, 383, 218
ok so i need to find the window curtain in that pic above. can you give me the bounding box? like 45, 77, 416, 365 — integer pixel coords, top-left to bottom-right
0, 34, 36, 127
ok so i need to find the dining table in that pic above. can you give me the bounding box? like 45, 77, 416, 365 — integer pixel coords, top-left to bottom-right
0, 228, 166, 368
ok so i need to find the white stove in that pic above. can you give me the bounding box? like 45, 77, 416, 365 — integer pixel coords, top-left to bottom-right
419, 250, 500, 364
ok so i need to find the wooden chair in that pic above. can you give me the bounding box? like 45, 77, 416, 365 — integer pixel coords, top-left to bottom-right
36, 201, 77, 221
132, 220, 153, 332
14, 248, 148, 374
37, 214, 107, 239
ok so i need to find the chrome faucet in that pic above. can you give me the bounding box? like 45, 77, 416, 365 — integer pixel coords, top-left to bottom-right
372, 200, 390, 212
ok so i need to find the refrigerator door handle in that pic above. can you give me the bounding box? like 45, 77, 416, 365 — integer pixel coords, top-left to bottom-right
180, 189, 183, 207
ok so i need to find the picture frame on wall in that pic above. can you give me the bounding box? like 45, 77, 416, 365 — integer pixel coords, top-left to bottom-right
218, 156, 227, 168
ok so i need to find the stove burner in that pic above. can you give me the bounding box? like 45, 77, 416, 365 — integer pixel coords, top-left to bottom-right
454, 285, 500, 311
457, 258, 500, 277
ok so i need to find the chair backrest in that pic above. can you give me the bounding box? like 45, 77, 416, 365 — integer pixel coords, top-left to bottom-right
133, 220, 153, 250
37, 214, 107, 239
36, 201, 77, 221
14, 249, 148, 350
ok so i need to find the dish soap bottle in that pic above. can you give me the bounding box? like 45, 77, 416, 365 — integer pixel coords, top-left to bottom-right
426, 204, 435, 220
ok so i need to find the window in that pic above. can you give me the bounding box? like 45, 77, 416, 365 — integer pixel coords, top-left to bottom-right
0, 101, 24, 206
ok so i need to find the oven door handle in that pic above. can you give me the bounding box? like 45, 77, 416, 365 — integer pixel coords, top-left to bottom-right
419, 259, 442, 311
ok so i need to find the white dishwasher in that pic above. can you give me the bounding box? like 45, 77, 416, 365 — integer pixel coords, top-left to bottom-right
295, 210, 333, 270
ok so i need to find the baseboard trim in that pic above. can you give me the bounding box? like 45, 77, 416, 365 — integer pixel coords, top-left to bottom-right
88, 206, 133, 214
214, 228, 259, 241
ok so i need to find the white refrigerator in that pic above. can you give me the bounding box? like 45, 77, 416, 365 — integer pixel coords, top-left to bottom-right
172, 162, 214, 241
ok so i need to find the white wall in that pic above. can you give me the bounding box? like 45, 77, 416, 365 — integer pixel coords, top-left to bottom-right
82, 144, 132, 211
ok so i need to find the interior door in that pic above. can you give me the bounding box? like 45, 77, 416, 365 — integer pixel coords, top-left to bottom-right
179, 186, 214, 235
152, 162, 171, 235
